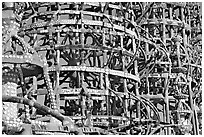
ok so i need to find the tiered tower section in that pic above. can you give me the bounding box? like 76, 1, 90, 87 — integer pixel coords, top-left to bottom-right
2, 2, 202, 135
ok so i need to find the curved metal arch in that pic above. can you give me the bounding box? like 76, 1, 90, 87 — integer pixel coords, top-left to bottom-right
108, 89, 155, 134
126, 91, 161, 122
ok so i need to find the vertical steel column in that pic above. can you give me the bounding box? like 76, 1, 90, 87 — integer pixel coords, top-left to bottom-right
32, 16, 38, 49
187, 5, 191, 41
145, 21, 150, 96
164, 74, 170, 134
107, 8, 112, 127
103, 50, 110, 125
121, 35, 128, 119
144, 24, 151, 133
55, 5, 60, 110
133, 36, 141, 124
169, 6, 173, 52
162, 5, 170, 135
80, 11, 86, 118
180, 7, 187, 46
168, 8, 174, 134
188, 77, 199, 135
100, 29, 106, 90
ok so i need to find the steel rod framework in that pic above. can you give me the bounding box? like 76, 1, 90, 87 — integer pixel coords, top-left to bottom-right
2, 2, 202, 135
